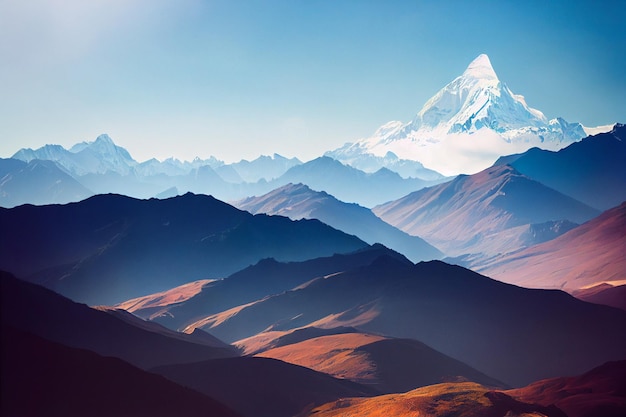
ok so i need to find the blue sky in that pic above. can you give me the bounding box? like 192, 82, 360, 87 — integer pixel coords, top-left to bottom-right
1, 0, 624, 163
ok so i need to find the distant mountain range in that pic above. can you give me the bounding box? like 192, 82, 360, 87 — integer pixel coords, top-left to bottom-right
327, 54, 611, 175
5, 134, 447, 208
0, 158, 93, 207
0, 193, 368, 305
235, 183, 442, 262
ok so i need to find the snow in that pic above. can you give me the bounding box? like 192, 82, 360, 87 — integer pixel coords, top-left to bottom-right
582, 124, 615, 136
328, 54, 589, 175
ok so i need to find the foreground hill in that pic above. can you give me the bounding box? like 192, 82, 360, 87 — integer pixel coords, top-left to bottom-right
254, 329, 504, 393
0, 158, 93, 208
498, 123, 626, 211
506, 361, 626, 417
152, 356, 376, 417
476, 202, 626, 291
183, 257, 626, 387
0, 271, 237, 370
0, 193, 367, 305
305, 381, 566, 417
373, 164, 597, 257
235, 183, 442, 262
0, 324, 240, 417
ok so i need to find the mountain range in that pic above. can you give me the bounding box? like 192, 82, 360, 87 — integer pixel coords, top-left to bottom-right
0, 193, 368, 305
2, 52, 625, 417
327, 54, 607, 175
5, 136, 446, 208
234, 182, 442, 262
495, 123, 626, 211
0, 158, 93, 207
373, 164, 597, 257
139, 253, 626, 387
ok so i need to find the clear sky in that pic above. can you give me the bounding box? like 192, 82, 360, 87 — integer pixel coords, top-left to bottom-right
1, 0, 624, 163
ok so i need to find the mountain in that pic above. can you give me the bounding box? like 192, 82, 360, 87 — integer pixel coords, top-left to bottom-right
0, 193, 368, 305
572, 284, 626, 311
234, 183, 442, 262
152, 356, 376, 417
269, 156, 441, 207
1, 324, 241, 417
0, 158, 93, 208
474, 202, 626, 292
372, 164, 598, 257
494, 123, 626, 211
305, 381, 567, 417
328, 54, 591, 176
182, 257, 626, 387
506, 361, 626, 417
255, 329, 504, 393
323, 150, 445, 180
14, 134, 137, 176
0, 271, 237, 370
228, 153, 302, 183
116, 245, 411, 331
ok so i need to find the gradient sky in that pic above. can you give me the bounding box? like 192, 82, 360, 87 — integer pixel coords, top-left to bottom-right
1, 0, 624, 163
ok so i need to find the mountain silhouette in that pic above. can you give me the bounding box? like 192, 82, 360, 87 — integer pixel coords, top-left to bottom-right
183, 257, 626, 387
0, 271, 237, 370
235, 183, 442, 261
496, 123, 625, 211
0, 192, 367, 304
373, 164, 598, 257
0, 324, 240, 417
475, 202, 626, 292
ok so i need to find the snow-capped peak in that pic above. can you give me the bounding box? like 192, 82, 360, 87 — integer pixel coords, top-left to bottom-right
462, 53, 498, 81
327, 54, 589, 176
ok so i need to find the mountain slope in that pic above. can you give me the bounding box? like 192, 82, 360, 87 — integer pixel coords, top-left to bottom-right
118, 245, 411, 331
305, 381, 567, 417
256, 331, 504, 393
496, 123, 626, 211
0, 271, 237, 370
328, 54, 588, 175
572, 284, 626, 311
0, 324, 240, 417
373, 164, 598, 257
184, 258, 626, 387
475, 202, 626, 291
0, 158, 93, 207
235, 183, 442, 262
507, 361, 626, 417
0, 193, 368, 305
152, 356, 376, 417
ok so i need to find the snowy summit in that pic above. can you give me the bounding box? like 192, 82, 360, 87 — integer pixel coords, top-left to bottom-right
327, 54, 591, 175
